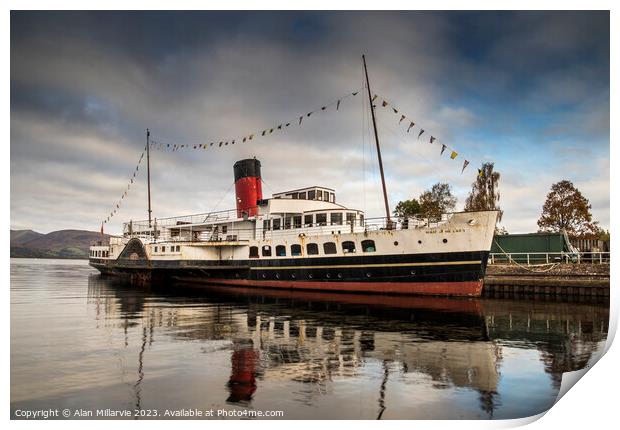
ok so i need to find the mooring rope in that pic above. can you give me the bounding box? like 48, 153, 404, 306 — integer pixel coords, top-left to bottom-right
492, 240, 561, 273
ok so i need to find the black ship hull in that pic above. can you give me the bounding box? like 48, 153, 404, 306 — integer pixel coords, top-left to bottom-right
90, 250, 489, 296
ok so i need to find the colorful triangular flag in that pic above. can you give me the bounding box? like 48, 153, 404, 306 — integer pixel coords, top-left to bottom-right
399, 115, 406, 124
407, 122, 415, 132
450, 151, 458, 159
418, 129, 425, 139
441, 144, 447, 156
336, 100, 341, 110
461, 160, 470, 173
430, 136, 436, 144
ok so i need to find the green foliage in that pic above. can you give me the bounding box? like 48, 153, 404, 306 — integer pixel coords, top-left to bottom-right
464, 162, 503, 222
394, 183, 457, 221
419, 182, 457, 220
393, 199, 421, 219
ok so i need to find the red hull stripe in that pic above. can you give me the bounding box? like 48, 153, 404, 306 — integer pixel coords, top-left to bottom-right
175, 278, 484, 297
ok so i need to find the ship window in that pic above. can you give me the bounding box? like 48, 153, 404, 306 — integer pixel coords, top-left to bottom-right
317, 190, 323, 201
362, 240, 376, 253
284, 217, 291, 229
308, 190, 316, 200
304, 214, 313, 227
330, 193, 335, 203
222, 225, 228, 234
176, 245, 181, 252
273, 218, 281, 230
316, 213, 327, 226
359, 214, 365, 227
323, 242, 337, 255
307, 243, 319, 255
249, 246, 259, 258
293, 215, 302, 229
276, 245, 286, 257
342, 241, 356, 254
291, 193, 299, 199
162, 246, 166, 252
263, 219, 271, 231
299, 192, 306, 200
346, 212, 356, 225
291, 244, 302, 256
262, 245, 272, 257
330, 212, 343, 225
154, 246, 158, 253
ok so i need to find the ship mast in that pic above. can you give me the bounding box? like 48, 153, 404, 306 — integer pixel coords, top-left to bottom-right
362, 55, 392, 226
146, 128, 152, 228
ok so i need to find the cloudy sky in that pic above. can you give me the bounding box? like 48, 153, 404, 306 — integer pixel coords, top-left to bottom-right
10, 11, 609, 234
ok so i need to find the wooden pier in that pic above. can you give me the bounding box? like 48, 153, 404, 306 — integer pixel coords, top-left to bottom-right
483, 264, 609, 297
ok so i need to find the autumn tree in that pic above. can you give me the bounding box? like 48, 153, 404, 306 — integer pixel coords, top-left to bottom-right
419, 182, 457, 220
537, 180, 599, 238
393, 198, 421, 219
464, 162, 503, 222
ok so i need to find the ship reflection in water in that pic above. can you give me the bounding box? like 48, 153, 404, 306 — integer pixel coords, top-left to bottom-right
85, 278, 608, 419
10, 260, 609, 420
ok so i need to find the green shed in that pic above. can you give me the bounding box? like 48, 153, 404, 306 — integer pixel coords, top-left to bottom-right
490, 232, 576, 264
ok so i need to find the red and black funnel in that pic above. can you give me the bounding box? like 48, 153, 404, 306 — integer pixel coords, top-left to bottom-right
233, 158, 263, 218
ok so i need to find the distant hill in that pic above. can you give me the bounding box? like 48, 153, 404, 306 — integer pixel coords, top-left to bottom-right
10, 229, 44, 246
10, 229, 110, 259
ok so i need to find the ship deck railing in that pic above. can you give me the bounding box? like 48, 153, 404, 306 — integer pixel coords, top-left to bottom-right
117, 214, 453, 244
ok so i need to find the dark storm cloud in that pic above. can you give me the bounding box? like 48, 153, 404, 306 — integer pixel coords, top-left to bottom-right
10, 11, 609, 233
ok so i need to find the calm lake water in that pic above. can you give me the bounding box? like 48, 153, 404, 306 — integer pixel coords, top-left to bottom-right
11, 258, 609, 420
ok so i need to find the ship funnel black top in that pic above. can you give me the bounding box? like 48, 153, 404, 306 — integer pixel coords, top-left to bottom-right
233, 159, 262, 182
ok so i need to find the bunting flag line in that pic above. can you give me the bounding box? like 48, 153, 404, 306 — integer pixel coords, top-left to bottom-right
101, 145, 146, 226
373, 91, 484, 177
149, 87, 362, 154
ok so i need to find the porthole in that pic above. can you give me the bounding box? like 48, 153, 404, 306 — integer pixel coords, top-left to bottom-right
308, 274, 313, 279
443, 238, 448, 243
326, 273, 331, 279
394, 241, 399, 246
291, 274, 296, 279
275, 273, 280, 279
410, 270, 416, 275
337, 273, 342, 279
418, 240, 422, 244
262, 274, 267, 279
366, 272, 372, 278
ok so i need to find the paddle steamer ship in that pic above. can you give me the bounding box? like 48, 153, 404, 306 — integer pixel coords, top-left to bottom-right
89, 57, 498, 296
